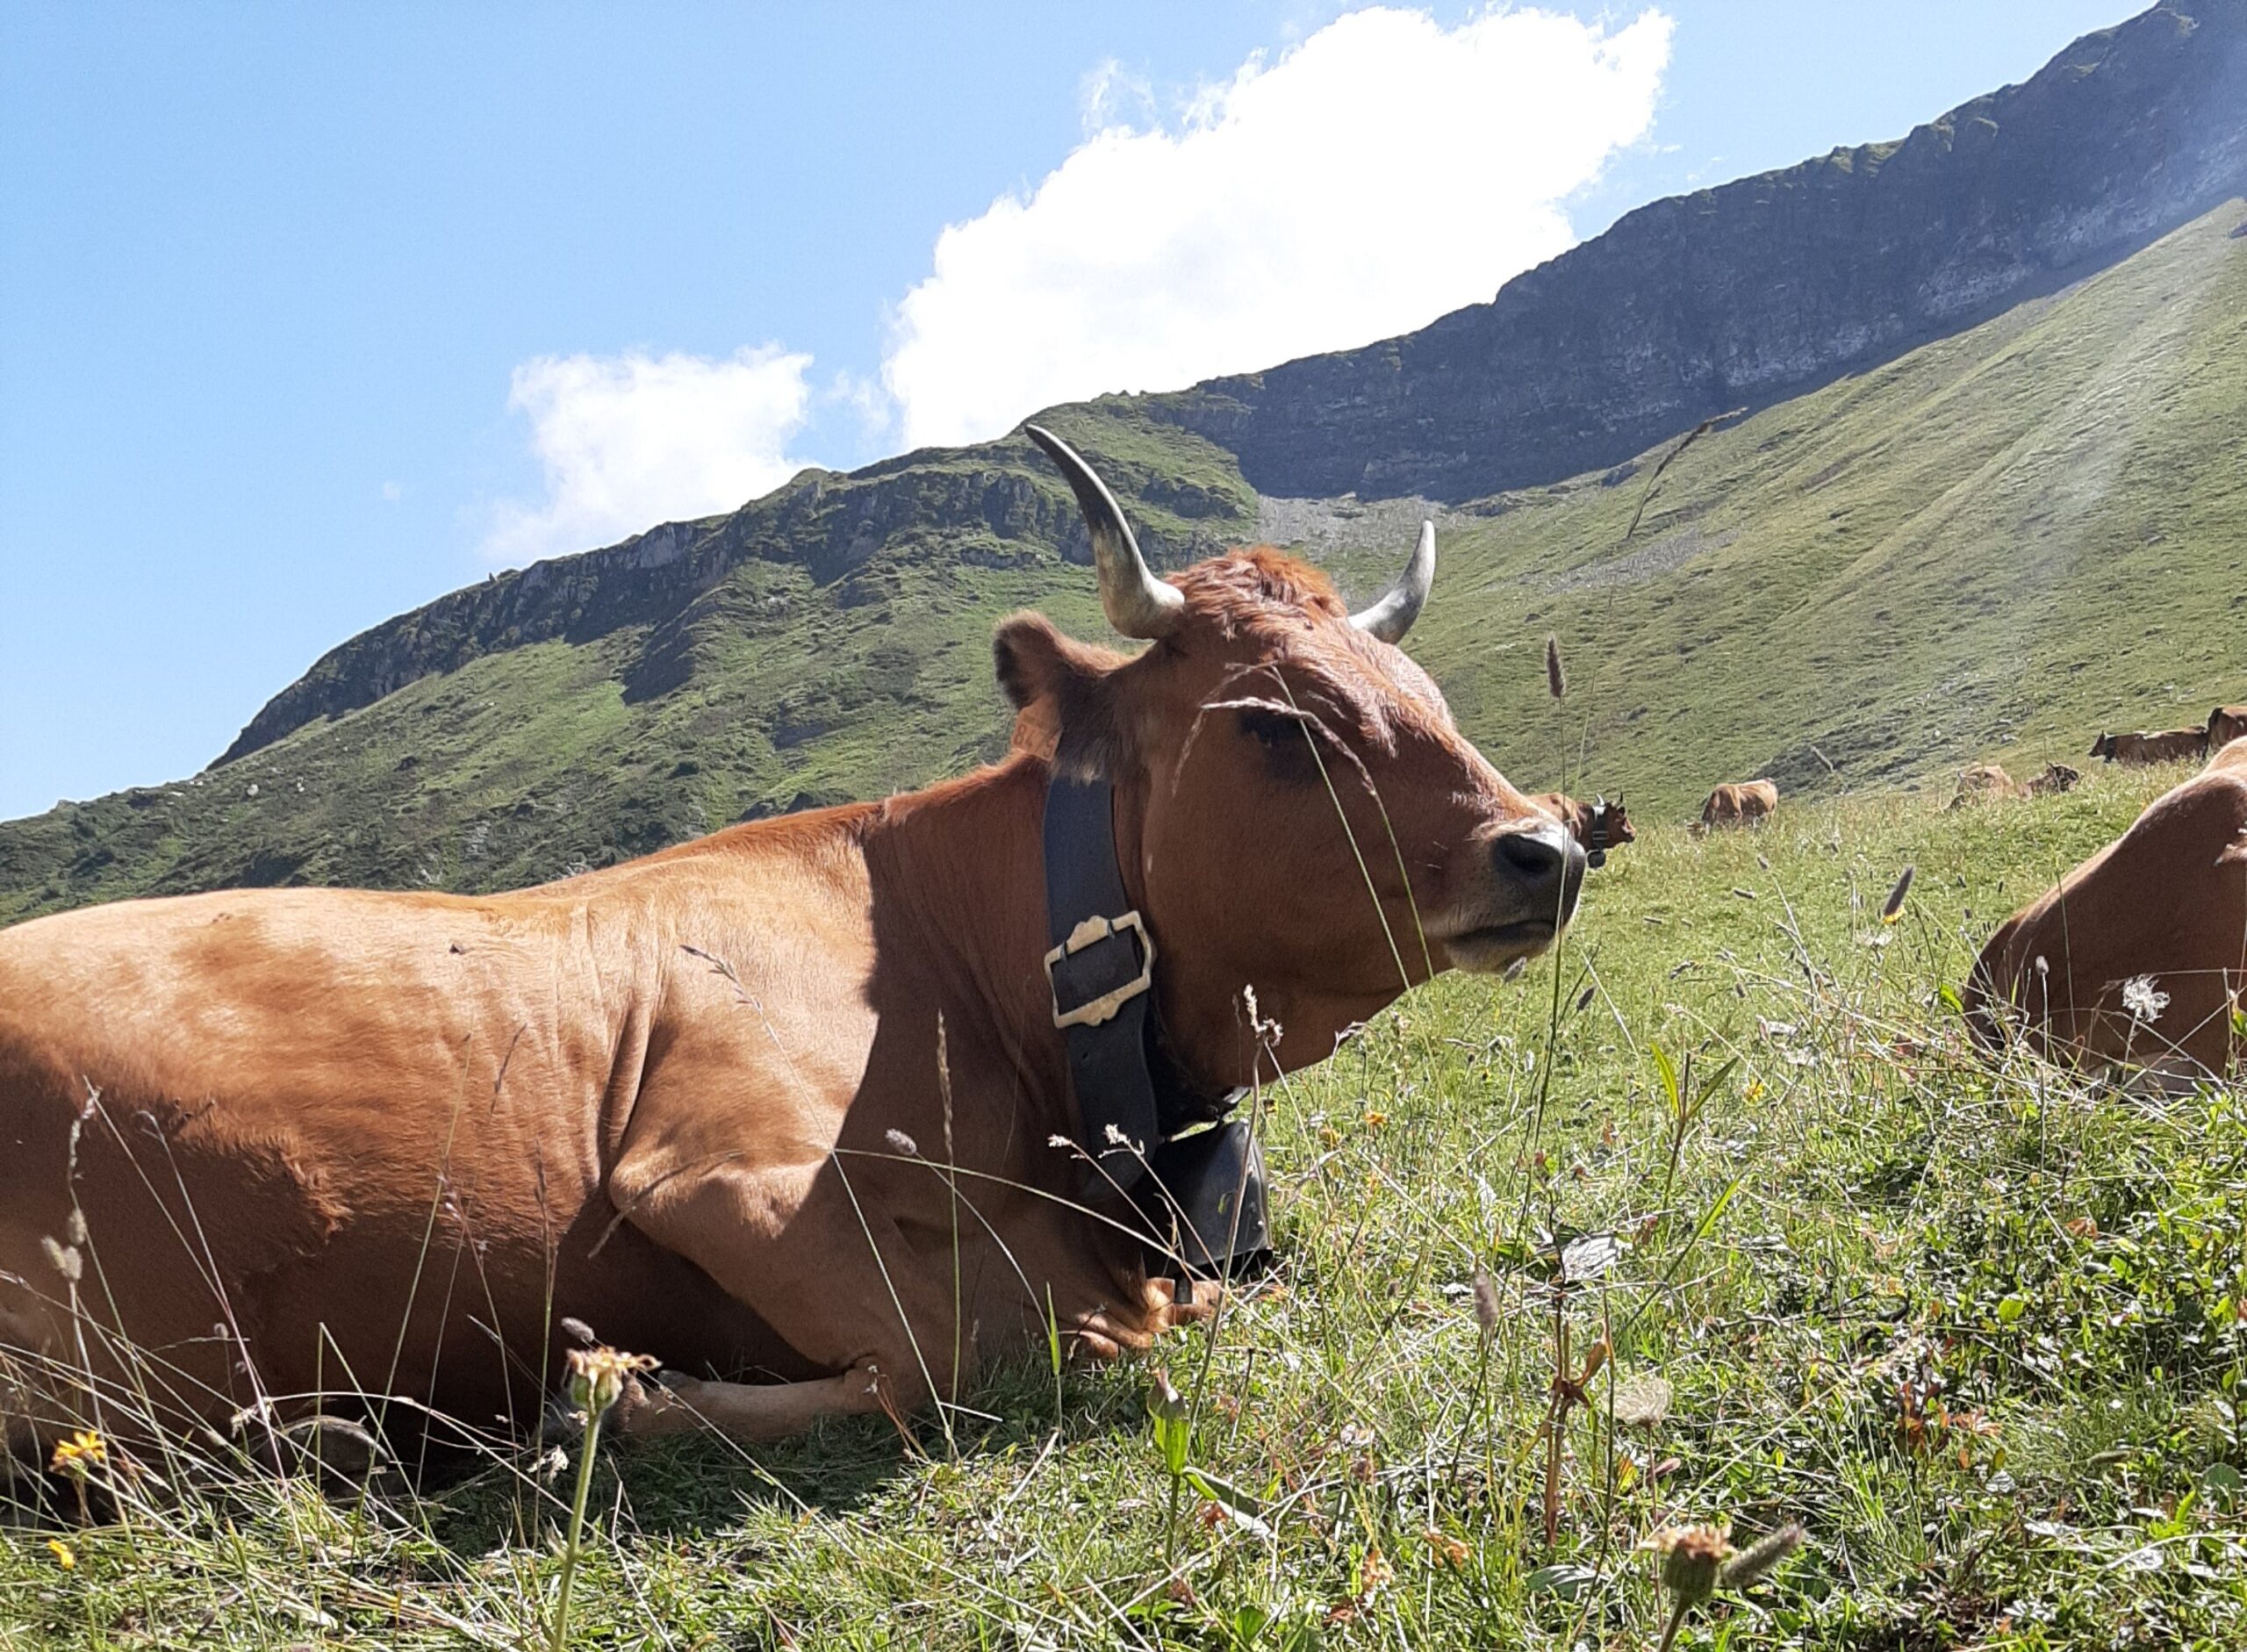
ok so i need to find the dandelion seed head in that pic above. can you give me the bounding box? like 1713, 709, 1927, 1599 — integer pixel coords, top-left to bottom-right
2121, 974, 2168, 1023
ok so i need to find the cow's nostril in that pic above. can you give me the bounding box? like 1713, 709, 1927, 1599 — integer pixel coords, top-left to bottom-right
1493, 824, 1587, 913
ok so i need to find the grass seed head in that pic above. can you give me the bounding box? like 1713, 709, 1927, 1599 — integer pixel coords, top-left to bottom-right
1880, 865, 1914, 924
1472, 1266, 1501, 1337
1720, 1522, 1805, 1590
1546, 635, 1567, 701
40, 1236, 82, 1283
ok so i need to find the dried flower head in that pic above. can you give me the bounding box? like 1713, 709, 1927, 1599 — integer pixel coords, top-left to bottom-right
1880, 865, 1914, 925
1425, 1528, 1470, 1569
2121, 974, 2168, 1024
1651, 1522, 1733, 1608
565, 1345, 657, 1416
1612, 1373, 1673, 1428
49, 1429, 105, 1477
1545, 635, 1567, 701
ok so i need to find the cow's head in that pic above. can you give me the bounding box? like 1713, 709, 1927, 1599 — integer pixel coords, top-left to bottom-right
2090, 733, 2115, 760
1595, 796, 1636, 849
1000, 427, 1582, 1083
2036, 763, 2082, 794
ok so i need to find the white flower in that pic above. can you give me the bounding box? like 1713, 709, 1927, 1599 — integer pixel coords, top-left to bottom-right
2121, 975, 2168, 1023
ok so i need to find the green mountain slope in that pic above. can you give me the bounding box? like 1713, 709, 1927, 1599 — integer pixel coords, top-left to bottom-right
4, 204, 2243, 923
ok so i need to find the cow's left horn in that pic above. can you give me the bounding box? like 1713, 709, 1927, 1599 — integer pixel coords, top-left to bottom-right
1025, 424, 1185, 640
1349, 521, 1435, 643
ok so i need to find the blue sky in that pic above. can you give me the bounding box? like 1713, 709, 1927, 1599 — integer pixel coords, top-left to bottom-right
0, 1, 2136, 821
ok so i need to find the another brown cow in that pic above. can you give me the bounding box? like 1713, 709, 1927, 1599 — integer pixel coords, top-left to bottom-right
0, 427, 1583, 1455
1950, 763, 2079, 808
1532, 792, 1635, 865
2091, 728, 2208, 765
1966, 737, 2247, 1082
2210, 705, 2247, 751
1697, 779, 1778, 831
1949, 764, 2028, 807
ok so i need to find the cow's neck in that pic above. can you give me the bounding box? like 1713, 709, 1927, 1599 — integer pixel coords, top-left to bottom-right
852, 756, 1085, 1160
854, 751, 1392, 1125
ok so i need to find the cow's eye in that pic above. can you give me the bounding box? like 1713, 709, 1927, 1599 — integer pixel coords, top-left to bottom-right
1237, 706, 1321, 780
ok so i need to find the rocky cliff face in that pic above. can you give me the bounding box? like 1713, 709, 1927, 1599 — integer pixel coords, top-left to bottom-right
1144, 1, 2247, 502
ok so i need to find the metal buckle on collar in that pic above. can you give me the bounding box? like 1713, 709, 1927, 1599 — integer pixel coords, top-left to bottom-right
1045, 910, 1155, 1030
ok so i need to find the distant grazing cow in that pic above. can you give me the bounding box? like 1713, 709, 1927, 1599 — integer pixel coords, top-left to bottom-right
1951, 763, 2080, 808
0, 427, 1586, 1456
1533, 792, 1635, 866
1949, 764, 2028, 808
2210, 706, 2247, 751
2091, 728, 2208, 765
1966, 737, 2247, 1082
1698, 779, 1778, 831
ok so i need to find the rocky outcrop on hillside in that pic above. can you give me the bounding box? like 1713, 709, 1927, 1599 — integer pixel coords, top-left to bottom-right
218, 418, 1253, 763
1145, 2, 2247, 501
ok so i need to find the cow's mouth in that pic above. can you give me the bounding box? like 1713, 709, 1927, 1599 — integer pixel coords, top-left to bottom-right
1438, 918, 1560, 973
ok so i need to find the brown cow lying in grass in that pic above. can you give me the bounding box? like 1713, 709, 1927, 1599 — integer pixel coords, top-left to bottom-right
1533, 792, 1634, 866
1696, 779, 1777, 831
1948, 762, 2080, 808
2091, 728, 2208, 765
0, 427, 1585, 1457
1966, 737, 2247, 1083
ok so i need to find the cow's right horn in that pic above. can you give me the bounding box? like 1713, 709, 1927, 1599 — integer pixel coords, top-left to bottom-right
1025, 424, 1185, 641
1349, 521, 1435, 643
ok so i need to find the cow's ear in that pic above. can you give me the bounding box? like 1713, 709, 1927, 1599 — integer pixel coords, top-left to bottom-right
994, 613, 1131, 775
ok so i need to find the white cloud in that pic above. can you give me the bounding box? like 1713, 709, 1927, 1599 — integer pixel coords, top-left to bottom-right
882, 5, 1673, 451
483, 346, 815, 564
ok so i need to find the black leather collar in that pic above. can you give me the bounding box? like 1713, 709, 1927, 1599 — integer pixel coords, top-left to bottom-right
1040, 772, 1269, 1278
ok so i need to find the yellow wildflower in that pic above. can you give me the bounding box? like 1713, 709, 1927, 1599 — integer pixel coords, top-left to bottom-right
47, 1539, 75, 1569
49, 1429, 105, 1476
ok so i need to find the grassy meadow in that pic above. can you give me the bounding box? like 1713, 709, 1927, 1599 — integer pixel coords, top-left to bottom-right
6, 758, 2244, 1649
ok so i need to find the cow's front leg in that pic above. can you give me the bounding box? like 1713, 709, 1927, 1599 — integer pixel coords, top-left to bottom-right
608, 1360, 894, 1441
603, 1150, 966, 1443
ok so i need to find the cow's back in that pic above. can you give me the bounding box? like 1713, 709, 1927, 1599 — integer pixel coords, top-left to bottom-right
0, 876, 804, 1442
1969, 765, 2247, 1075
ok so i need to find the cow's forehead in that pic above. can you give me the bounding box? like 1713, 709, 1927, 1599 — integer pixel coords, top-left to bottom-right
1153, 548, 1460, 743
